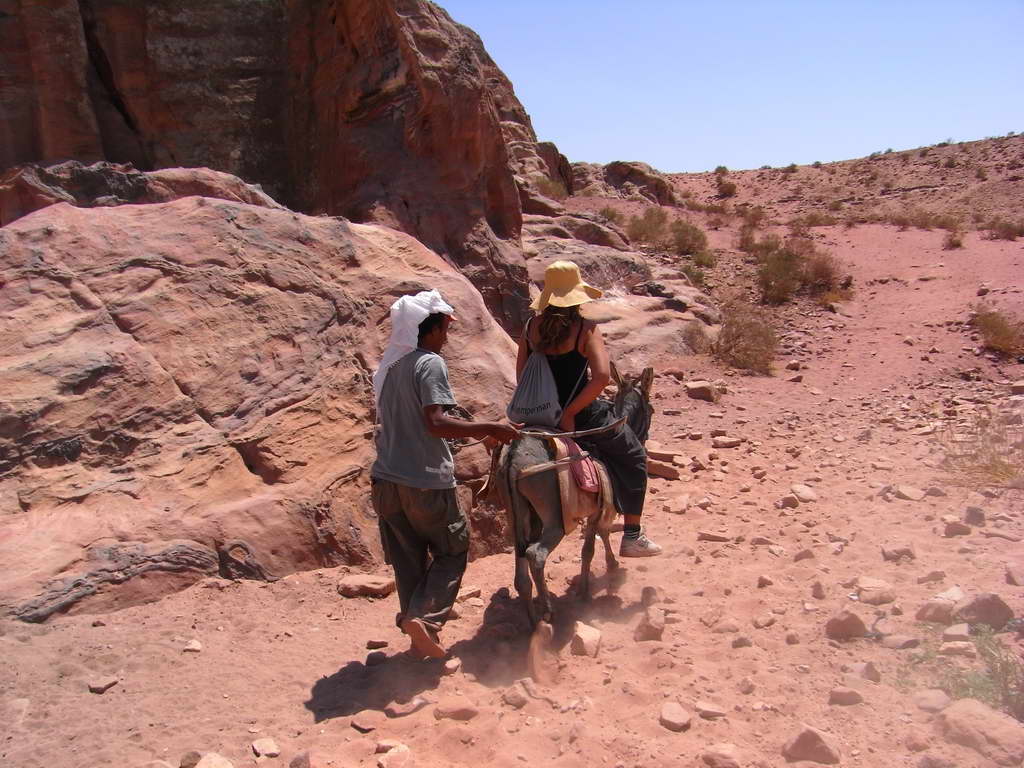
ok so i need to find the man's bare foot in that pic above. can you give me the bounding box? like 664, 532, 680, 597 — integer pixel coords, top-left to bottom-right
401, 618, 445, 659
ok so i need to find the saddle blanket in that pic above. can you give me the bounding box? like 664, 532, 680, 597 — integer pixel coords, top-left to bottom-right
552, 437, 617, 536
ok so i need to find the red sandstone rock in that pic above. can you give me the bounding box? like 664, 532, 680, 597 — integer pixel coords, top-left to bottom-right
0, 196, 516, 620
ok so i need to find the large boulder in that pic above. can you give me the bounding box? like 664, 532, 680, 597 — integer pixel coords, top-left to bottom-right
0, 0, 544, 329
938, 699, 1024, 766
571, 161, 678, 205
0, 195, 517, 621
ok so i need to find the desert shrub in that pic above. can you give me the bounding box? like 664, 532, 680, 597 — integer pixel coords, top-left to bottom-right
599, 206, 623, 224
802, 251, 843, 294
976, 166, 988, 181
943, 230, 964, 249
713, 297, 777, 374
941, 402, 1024, 491
626, 206, 669, 244
791, 212, 837, 228
682, 322, 712, 354
971, 304, 1024, 356
758, 247, 804, 303
680, 264, 705, 287
714, 165, 728, 175
812, 160, 822, 168
738, 205, 767, 228
944, 157, 957, 169
738, 227, 783, 262
716, 179, 737, 198
984, 218, 1024, 241
692, 249, 717, 269
535, 177, 568, 200
827, 199, 843, 212
782, 163, 798, 174
669, 219, 708, 255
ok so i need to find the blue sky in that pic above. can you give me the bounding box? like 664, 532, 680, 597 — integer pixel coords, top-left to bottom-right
440, 1, 1024, 173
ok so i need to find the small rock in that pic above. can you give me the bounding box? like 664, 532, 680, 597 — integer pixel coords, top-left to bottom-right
195, 756, 235, 768
351, 710, 387, 733
1006, 563, 1024, 587
794, 548, 814, 562
433, 696, 479, 721
895, 485, 926, 501
791, 483, 819, 502
442, 657, 462, 676
856, 576, 895, 605
917, 570, 946, 585
366, 651, 387, 666
87, 676, 119, 694
659, 701, 692, 732
882, 635, 920, 650
906, 730, 932, 753
502, 688, 528, 709
738, 677, 755, 694
785, 632, 801, 645
757, 575, 774, 588
963, 507, 986, 526
696, 700, 727, 719
881, 544, 916, 562
732, 635, 753, 648
289, 751, 326, 768
366, 639, 389, 650
914, 689, 952, 713
701, 743, 741, 768
938, 698, 1024, 765
825, 611, 867, 640
953, 593, 1014, 630
377, 743, 412, 768
829, 687, 863, 705
779, 494, 800, 509
641, 585, 665, 606
918, 754, 955, 768
251, 739, 280, 758
183, 639, 202, 653
943, 623, 970, 643
944, 520, 972, 537
635, 607, 665, 642
811, 581, 826, 600
782, 724, 841, 764
180, 752, 203, 768
384, 696, 429, 718
698, 531, 731, 542
571, 621, 602, 657
940, 641, 978, 658
338, 574, 396, 598
685, 381, 719, 402
916, 587, 965, 624
850, 661, 881, 682
712, 436, 742, 449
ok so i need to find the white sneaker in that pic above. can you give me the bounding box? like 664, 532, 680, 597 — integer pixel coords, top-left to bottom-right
619, 533, 663, 557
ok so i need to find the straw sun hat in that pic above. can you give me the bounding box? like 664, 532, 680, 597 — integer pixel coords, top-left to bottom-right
530, 260, 603, 312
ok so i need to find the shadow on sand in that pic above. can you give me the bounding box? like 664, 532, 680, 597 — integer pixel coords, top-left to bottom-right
304, 564, 642, 722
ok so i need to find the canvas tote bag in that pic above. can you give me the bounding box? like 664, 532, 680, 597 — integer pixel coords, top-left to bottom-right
507, 318, 587, 428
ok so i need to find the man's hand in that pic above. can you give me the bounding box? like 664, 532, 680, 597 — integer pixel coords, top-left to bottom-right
488, 422, 521, 444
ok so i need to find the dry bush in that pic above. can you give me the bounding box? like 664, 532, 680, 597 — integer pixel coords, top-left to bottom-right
716, 178, 738, 198
943, 230, 964, 249
971, 304, 1024, 356
827, 199, 843, 212
802, 251, 843, 294
682, 322, 712, 354
984, 218, 1024, 241
757, 247, 804, 304
680, 264, 705, 287
626, 207, 669, 244
670, 219, 708, 256
791, 212, 837, 228
940, 404, 1024, 489
692, 249, 717, 268
598, 206, 623, 225
782, 163, 798, 174
738, 205, 767, 228
713, 297, 777, 374
535, 177, 568, 200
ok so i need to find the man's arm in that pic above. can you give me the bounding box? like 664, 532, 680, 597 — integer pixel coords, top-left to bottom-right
422, 405, 519, 444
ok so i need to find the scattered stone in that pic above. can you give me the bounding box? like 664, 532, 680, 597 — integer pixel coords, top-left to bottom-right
905, 730, 932, 753
944, 519, 972, 537
659, 701, 692, 732
918, 755, 954, 768
366, 639, 389, 650
938, 698, 1024, 766
433, 696, 479, 721
571, 621, 602, 657
882, 635, 920, 650
1007, 563, 1024, 587
963, 506, 986, 526
701, 743, 741, 768
635, 607, 665, 642
289, 750, 327, 768
753, 615, 775, 629
943, 624, 970, 643
882, 544, 916, 562
712, 436, 742, 449
180, 752, 203, 768
811, 581, 826, 600
375, 740, 404, 754
895, 485, 926, 501
825, 611, 867, 641
791, 483, 819, 502
786, 360, 801, 370
914, 689, 952, 713
732, 635, 753, 648
757, 575, 774, 588
384, 696, 429, 718
940, 641, 977, 658
738, 677, 755, 694
917, 570, 946, 585
916, 587, 965, 624
442, 657, 461, 676
377, 743, 412, 768
872, 460, 894, 471
351, 711, 387, 733
641, 586, 665, 606
195, 756, 234, 768
829, 687, 863, 705
685, 381, 719, 402
502, 687, 528, 709
785, 632, 801, 645
794, 548, 814, 562
786, 374, 804, 383
183, 639, 202, 653
713, 618, 741, 634
850, 661, 881, 683
696, 700, 727, 719
857, 576, 895, 605
87, 676, 119, 694
779, 494, 800, 509
954, 593, 1014, 630
252, 739, 280, 758
1010, 380, 1024, 395
698, 531, 732, 542
366, 651, 387, 666
648, 459, 681, 480
338, 575, 396, 598
782, 724, 841, 764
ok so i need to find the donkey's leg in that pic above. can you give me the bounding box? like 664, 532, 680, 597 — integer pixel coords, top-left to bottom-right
600, 527, 619, 572
525, 522, 563, 624
514, 554, 537, 627
579, 517, 598, 600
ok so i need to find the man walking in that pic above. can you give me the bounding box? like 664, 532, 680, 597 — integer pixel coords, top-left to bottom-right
371, 290, 519, 659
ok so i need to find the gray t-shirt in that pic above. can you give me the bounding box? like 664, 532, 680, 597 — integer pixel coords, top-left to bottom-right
371, 349, 458, 489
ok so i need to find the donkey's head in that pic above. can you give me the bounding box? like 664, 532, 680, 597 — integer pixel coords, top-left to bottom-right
610, 362, 654, 444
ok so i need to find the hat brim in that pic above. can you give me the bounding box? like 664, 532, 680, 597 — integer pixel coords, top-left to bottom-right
530, 283, 603, 312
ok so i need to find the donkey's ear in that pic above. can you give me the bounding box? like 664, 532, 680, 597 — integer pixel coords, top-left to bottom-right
609, 360, 622, 387
640, 367, 654, 398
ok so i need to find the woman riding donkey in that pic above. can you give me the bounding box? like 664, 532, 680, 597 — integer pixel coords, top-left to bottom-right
514, 260, 661, 557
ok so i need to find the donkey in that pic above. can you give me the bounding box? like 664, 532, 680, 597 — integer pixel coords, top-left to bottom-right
494, 365, 654, 628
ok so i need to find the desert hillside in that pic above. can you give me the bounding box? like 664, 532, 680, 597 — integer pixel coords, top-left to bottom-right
1, 2, 1023, 768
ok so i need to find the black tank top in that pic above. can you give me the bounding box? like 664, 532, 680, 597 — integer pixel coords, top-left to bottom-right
529, 318, 589, 408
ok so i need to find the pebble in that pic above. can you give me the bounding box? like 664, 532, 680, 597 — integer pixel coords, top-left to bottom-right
433, 695, 479, 721
251, 738, 280, 758
659, 701, 692, 732
914, 689, 952, 713
829, 687, 864, 705
894, 485, 926, 501
791, 483, 819, 502
183, 639, 202, 653
701, 743, 741, 768
696, 700, 727, 719
939, 641, 977, 658
571, 621, 602, 657
825, 610, 867, 641
634, 607, 665, 642
337, 574, 396, 598
87, 676, 119, 694
782, 724, 841, 764
443, 657, 462, 676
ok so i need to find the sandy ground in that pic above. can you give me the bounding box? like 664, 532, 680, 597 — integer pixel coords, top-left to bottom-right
2, 223, 1022, 768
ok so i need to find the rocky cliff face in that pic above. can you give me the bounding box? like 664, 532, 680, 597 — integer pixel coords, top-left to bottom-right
0, 181, 517, 620
0, 0, 575, 329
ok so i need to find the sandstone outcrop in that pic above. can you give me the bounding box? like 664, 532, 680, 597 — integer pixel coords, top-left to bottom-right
0, 0, 560, 329
572, 161, 679, 205
0, 194, 516, 620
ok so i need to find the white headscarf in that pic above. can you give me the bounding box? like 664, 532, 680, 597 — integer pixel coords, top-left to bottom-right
373, 289, 455, 407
